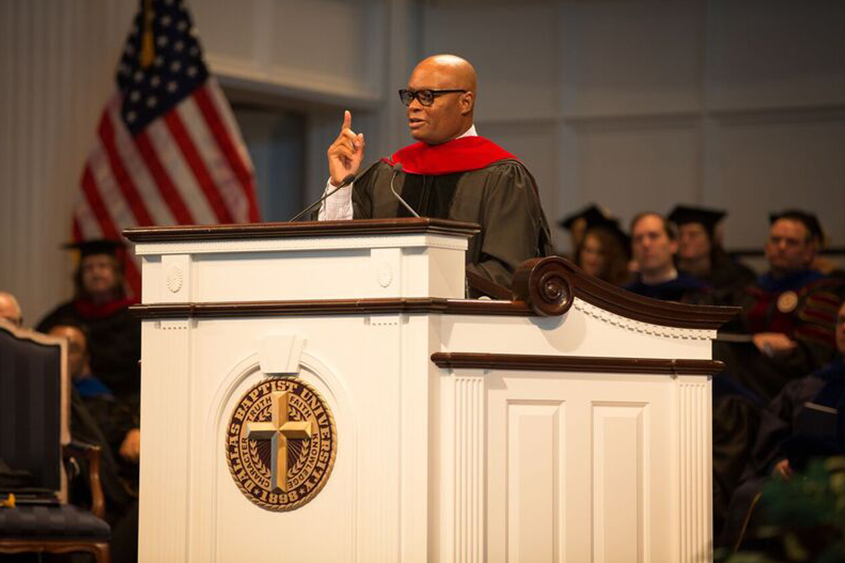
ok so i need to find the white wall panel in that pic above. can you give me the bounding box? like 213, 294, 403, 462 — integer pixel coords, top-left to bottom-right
706, 1, 845, 110
706, 113, 845, 249
423, 4, 559, 122
193, 0, 386, 105
191, 0, 260, 62
559, 1, 703, 117
565, 119, 700, 227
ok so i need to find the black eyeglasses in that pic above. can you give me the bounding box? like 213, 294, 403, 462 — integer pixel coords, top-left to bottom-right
398, 89, 468, 107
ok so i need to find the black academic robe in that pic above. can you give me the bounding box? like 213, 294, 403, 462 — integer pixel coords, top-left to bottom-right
37, 300, 142, 409
74, 377, 139, 462
686, 251, 756, 307
712, 377, 765, 540
349, 159, 553, 291
624, 273, 709, 303
708, 253, 756, 293
718, 360, 845, 549
70, 389, 140, 561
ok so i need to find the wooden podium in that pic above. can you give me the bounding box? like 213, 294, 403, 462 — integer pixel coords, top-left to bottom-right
125, 218, 735, 562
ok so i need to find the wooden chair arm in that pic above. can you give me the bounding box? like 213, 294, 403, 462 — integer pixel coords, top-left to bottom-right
63, 442, 106, 519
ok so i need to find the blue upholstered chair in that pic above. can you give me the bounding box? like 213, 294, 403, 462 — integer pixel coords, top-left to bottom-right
0, 320, 111, 562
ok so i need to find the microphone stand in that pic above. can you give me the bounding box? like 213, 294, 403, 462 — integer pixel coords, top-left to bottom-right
288, 174, 355, 222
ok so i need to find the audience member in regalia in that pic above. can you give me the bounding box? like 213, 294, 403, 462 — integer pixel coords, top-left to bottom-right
624, 211, 709, 303
575, 221, 632, 287
718, 298, 845, 551
667, 205, 756, 304
715, 210, 845, 403
37, 240, 142, 412
47, 322, 140, 480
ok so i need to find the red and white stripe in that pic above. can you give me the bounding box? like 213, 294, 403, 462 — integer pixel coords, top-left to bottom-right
72, 77, 259, 297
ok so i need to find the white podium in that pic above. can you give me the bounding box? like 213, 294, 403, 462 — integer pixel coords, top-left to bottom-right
125, 218, 735, 563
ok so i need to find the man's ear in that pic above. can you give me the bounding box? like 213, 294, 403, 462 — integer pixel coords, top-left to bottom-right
669, 239, 679, 256
460, 92, 474, 115
803, 242, 817, 267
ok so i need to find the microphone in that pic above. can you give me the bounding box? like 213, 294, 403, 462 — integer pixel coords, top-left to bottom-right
389, 163, 419, 218
288, 173, 356, 222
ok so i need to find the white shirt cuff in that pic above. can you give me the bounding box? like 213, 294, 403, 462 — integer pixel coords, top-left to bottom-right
318, 178, 353, 221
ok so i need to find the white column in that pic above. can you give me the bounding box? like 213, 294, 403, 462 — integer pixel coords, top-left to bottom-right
440, 369, 487, 563
677, 376, 713, 562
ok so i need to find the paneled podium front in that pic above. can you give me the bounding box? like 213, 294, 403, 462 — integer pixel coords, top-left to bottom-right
125, 219, 735, 563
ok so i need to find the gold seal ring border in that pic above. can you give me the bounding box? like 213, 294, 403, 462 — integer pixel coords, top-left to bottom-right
225, 377, 338, 512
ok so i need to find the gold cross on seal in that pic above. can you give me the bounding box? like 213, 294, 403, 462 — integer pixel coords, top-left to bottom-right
247, 391, 314, 493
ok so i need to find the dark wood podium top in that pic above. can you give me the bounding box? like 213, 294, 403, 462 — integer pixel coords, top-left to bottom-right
122, 218, 481, 243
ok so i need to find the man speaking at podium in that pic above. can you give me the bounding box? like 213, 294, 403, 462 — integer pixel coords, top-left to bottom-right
317, 54, 552, 291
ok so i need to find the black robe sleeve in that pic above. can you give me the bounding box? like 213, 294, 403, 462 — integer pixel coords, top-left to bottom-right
464, 161, 552, 288
747, 376, 825, 476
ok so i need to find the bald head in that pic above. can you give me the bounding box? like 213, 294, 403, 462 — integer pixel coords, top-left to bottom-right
0, 291, 22, 327
406, 54, 477, 144
414, 54, 477, 96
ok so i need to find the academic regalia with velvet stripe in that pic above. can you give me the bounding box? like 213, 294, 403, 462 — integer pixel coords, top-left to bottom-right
349, 136, 553, 290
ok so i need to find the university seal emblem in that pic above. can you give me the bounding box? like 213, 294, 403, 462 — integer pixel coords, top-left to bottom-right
777, 291, 799, 314
226, 377, 337, 511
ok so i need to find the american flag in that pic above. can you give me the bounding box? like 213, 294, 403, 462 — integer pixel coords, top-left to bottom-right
73, 0, 260, 296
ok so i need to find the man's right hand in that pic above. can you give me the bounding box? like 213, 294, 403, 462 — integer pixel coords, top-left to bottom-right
327, 110, 365, 187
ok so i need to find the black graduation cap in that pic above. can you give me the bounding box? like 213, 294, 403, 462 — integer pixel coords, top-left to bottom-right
667, 205, 726, 235
769, 209, 825, 243
558, 204, 612, 232
62, 239, 124, 258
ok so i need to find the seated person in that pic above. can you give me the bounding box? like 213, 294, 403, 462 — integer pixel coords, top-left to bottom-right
47, 322, 140, 473
667, 205, 756, 304
625, 212, 708, 302
719, 298, 845, 550
37, 240, 141, 410
317, 54, 552, 291
716, 210, 845, 403
0, 291, 22, 327
46, 321, 139, 563
575, 221, 632, 287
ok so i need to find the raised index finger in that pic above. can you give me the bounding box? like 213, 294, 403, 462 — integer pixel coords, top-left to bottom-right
341, 110, 352, 132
